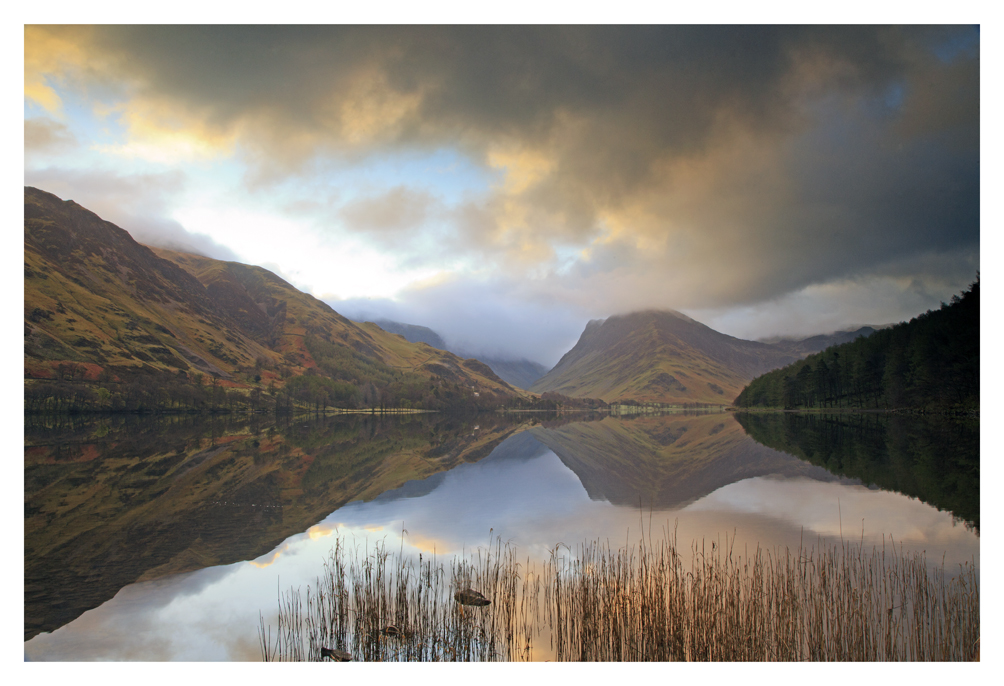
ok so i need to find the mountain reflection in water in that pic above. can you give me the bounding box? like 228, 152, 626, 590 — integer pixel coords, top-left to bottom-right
24, 411, 979, 660
24, 411, 527, 641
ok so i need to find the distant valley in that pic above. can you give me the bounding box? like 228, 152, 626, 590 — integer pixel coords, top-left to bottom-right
758, 326, 883, 356
373, 319, 549, 390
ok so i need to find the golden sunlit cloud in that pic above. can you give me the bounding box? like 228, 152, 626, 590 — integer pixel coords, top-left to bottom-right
93, 97, 239, 163
336, 69, 424, 145
487, 144, 555, 195
480, 144, 564, 266
249, 548, 284, 569
307, 523, 338, 540
24, 25, 97, 114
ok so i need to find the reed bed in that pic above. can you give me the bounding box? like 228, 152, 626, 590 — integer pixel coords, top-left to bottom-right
259, 535, 540, 662
259, 531, 978, 662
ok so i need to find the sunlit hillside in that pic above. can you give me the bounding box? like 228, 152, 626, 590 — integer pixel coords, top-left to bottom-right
24, 187, 524, 412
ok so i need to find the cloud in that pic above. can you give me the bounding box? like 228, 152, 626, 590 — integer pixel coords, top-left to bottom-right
338, 186, 435, 236
23, 167, 239, 261
24, 117, 77, 155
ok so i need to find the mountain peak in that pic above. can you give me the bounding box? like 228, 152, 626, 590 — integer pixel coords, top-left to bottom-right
531, 309, 800, 404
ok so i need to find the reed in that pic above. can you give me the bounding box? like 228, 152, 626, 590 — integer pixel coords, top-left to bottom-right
259, 531, 978, 661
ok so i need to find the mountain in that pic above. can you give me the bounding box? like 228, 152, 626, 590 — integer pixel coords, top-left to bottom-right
530, 310, 801, 404
762, 327, 878, 356
374, 319, 447, 349
735, 281, 979, 410
24, 186, 519, 411
369, 317, 549, 390
530, 413, 848, 510
470, 357, 549, 390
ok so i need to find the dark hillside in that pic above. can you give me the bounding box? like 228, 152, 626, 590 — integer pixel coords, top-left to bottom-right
735, 412, 978, 530
374, 319, 448, 350
735, 280, 978, 411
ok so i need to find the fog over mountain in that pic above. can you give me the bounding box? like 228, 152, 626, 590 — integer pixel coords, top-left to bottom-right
330, 280, 588, 368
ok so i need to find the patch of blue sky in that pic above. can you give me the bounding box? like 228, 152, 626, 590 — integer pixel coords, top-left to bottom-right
551, 243, 588, 276
310, 147, 500, 204
931, 26, 979, 64
25, 82, 125, 149
181, 159, 247, 200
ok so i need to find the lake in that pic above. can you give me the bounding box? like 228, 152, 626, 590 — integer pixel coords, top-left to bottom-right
23, 410, 979, 660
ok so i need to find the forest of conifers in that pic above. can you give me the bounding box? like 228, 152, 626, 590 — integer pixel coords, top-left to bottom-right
734, 279, 978, 411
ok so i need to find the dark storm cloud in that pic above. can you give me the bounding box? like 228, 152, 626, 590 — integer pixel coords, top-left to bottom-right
23, 167, 240, 261
60, 26, 926, 156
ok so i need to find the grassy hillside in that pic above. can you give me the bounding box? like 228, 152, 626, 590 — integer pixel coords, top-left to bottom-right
24, 187, 525, 413
530, 311, 799, 404
24, 187, 268, 379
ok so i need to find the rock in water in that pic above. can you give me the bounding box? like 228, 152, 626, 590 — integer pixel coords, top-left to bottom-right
320, 647, 351, 661
454, 588, 491, 607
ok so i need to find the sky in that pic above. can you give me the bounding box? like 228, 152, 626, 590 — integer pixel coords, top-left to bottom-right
23, 23, 981, 366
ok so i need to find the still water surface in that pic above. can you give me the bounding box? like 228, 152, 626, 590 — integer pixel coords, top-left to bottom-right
24, 411, 978, 660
